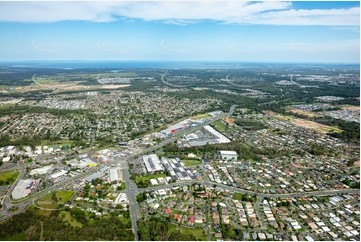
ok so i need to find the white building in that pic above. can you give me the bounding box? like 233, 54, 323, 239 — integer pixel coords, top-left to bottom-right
142, 154, 163, 173
51, 170, 67, 179
219, 150, 238, 161
109, 168, 119, 182
30, 165, 54, 176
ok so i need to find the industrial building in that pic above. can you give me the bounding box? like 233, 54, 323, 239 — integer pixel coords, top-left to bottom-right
142, 154, 163, 173
109, 168, 120, 182
219, 150, 238, 161
161, 157, 196, 181
84, 172, 105, 183
11, 179, 35, 200
29, 165, 53, 176
50, 170, 67, 179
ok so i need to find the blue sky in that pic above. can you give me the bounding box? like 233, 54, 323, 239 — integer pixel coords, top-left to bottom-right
0, 1, 359, 63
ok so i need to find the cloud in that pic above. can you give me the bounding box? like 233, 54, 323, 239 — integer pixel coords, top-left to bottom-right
0, 1, 359, 26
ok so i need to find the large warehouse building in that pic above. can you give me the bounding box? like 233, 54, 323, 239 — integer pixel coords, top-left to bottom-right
142, 154, 164, 173
219, 150, 238, 161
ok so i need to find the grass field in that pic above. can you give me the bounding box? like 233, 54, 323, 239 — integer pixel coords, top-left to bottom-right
191, 113, 210, 120
40, 139, 74, 147
169, 224, 207, 240
212, 120, 226, 131
59, 211, 83, 228
232, 193, 244, 200
0, 170, 20, 185
1, 231, 26, 241
135, 174, 166, 183
36, 190, 74, 209
183, 159, 202, 166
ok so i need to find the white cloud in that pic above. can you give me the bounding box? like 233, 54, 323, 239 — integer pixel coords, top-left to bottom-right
0, 1, 359, 26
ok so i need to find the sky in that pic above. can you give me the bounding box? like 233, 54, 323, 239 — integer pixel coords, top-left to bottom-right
0, 1, 359, 63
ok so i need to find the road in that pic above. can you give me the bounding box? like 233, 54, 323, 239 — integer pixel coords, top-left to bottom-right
161, 72, 191, 88
224, 74, 252, 88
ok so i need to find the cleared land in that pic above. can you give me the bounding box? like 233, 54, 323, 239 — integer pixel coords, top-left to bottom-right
342, 105, 360, 111
0, 170, 20, 185
101, 84, 131, 89
274, 113, 342, 134
289, 108, 322, 117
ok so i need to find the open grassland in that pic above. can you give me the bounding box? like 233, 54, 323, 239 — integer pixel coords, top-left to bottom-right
0, 231, 26, 241
35, 190, 74, 209
0, 170, 20, 185
212, 120, 226, 131
191, 113, 210, 119
182, 159, 202, 166
169, 224, 207, 241
59, 211, 83, 228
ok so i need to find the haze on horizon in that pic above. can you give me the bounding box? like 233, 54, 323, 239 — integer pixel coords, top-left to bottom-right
0, 1, 359, 63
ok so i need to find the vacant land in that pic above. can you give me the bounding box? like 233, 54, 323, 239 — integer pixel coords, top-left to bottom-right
169, 223, 206, 241
59, 211, 83, 228
342, 105, 360, 112
36, 190, 74, 209
275, 114, 342, 133
289, 108, 322, 117
183, 159, 202, 166
101, 84, 131, 89
212, 120, 226, 131
0, 170, 20, 185
135, 174, 166, 183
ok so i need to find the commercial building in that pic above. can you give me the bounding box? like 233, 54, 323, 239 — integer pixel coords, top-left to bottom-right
12, 179, 35, 199
51, 170, 68, 179
84, 172, 105, 183
29, 165, 54, 176
142, 154, 163, 173
109, 168, 119, 182
219, 150, 238, 161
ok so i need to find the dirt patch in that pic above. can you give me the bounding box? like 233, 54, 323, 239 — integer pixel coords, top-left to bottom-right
274, 114, 342, 133
223, 117, 235, 125
290, 109, 321, 118
354, 160, 360, 167
342, 105, 360, 112
101, 85, 131, 89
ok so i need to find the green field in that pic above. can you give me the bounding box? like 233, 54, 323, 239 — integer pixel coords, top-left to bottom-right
169, 224, 207, 240
40, 139, 74, 147
183, 159, 202, 166
190, 113, 210, 120
212, 120, 226, 131
135, 174, 166, 183
35, 190, 74, 209
232, 192, 244, 200
0, 170, 20, 185
59, 211, 83, 228
1, 231, 26, 241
